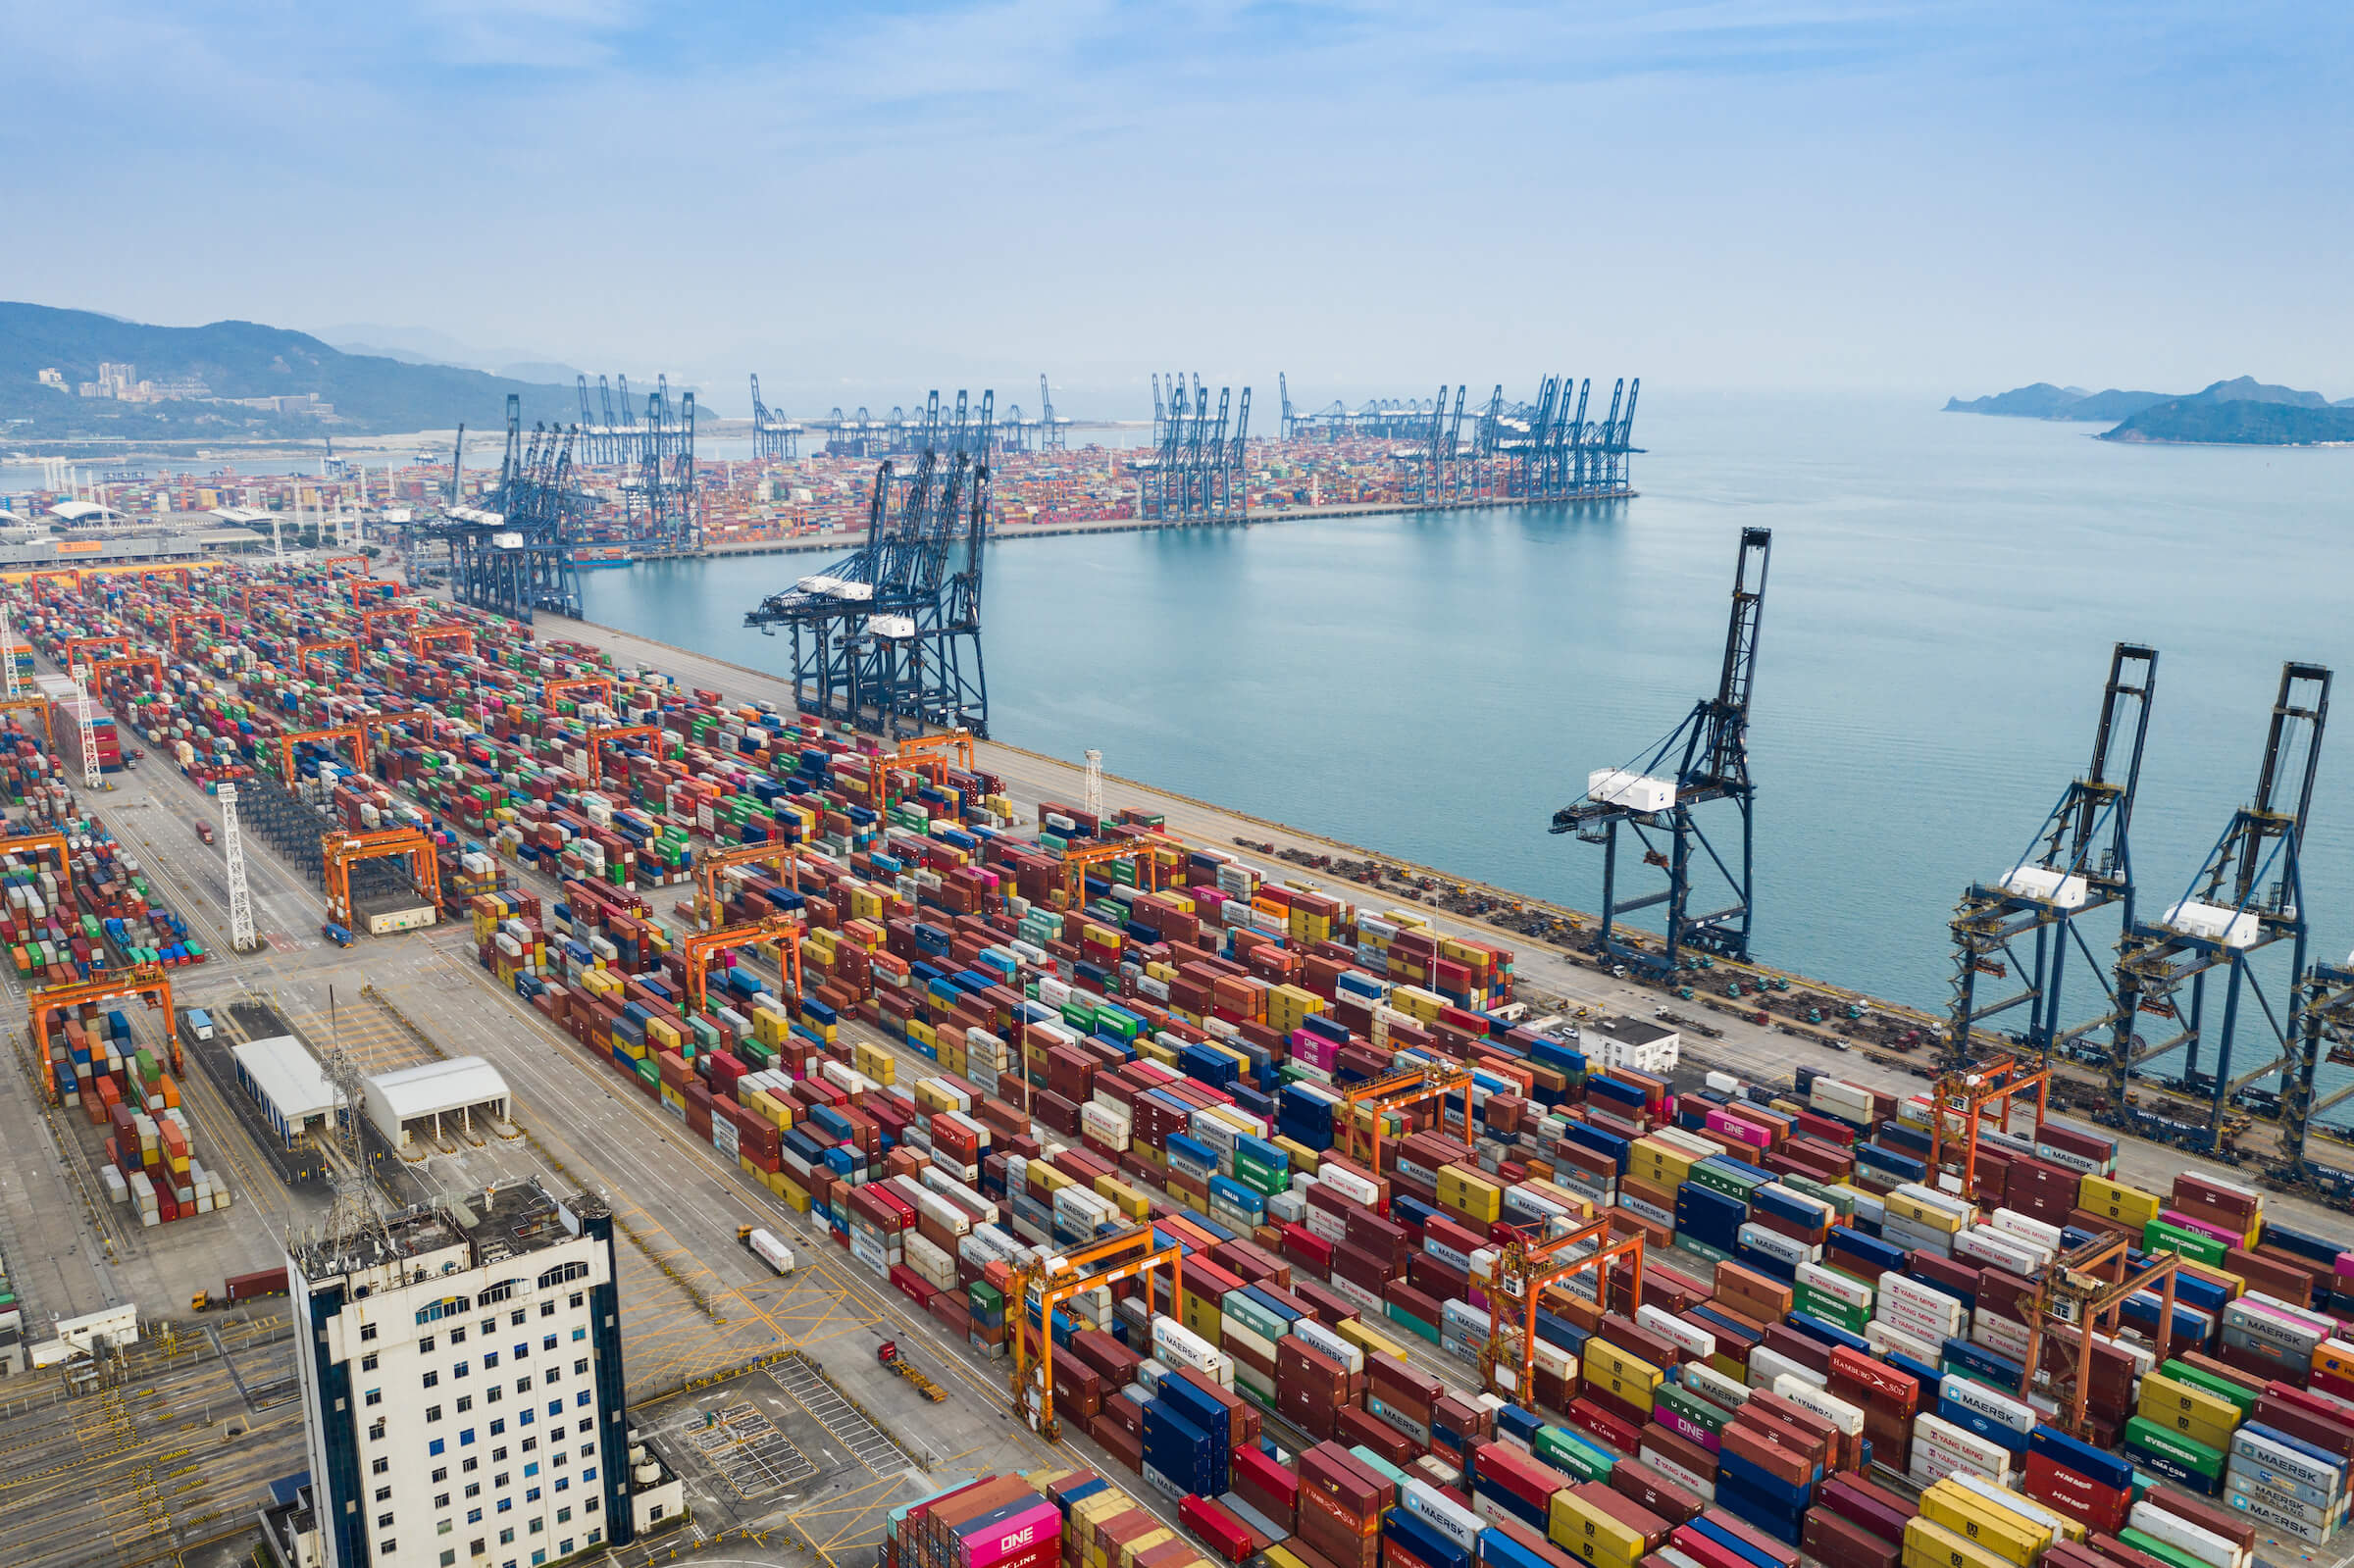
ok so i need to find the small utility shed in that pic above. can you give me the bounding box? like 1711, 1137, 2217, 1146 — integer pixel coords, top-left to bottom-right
231, 1035, 343, 1147
361, 1057, 512, 1152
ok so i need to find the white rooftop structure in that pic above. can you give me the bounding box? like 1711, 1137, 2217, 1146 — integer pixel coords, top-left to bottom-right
232, 1035, 343, 1129
48, 500, 124, 524
209, 506, 277, 526
362, 1056, 512, 1151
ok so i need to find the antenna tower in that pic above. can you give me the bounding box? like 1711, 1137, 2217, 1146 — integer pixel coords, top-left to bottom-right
0, 600, 19, 699
219, 783, 258, 952
1084, 749, 1103, 822
71, 662, 102, 789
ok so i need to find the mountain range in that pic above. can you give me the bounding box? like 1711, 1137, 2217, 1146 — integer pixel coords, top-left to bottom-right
1946, 377, 2354, 445
1, 302, 586, 442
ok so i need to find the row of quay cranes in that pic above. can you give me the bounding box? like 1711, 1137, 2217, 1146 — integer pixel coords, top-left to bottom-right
422, 395, 585, 624
1945, 644, 2352, 1179
1277, 374, 1644, 501
1137, 372, 1250, 524
742, 403, 993, 740
805, 387, 1004, 461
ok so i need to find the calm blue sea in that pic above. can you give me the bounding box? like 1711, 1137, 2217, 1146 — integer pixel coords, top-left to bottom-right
581, 389, 2354, 1106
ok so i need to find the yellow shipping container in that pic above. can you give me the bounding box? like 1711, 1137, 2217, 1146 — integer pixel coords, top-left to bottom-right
853, 1041, 896, 1084
1137, 1037, 1179, 1068
1438, 1165, 1504, 1224
2137, 1373, 2240, 1450
1904, 1517, 2020, 1568
1273, 1135, 1321, 1176
1096, 1177, 1150, 1220
2077, 1175, 2162, 1229
1887, 1189, 1968, 1234
1546, 1491, 1647, 1568
1919, 1483, 2044, 1568
1338, 1319, 1408, 1364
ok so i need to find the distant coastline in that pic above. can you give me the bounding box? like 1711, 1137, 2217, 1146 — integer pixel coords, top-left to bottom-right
1946, 376, 2354, 446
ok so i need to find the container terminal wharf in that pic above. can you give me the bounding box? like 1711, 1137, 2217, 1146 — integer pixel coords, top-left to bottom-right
0, 563, 2347, 1568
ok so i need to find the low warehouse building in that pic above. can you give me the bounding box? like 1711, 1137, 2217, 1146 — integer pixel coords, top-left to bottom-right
231, 1035, 343, 1148
361, 1057, 511, 1152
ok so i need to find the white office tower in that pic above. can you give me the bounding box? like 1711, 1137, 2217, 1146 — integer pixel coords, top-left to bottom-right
288, 1180, 658, 1568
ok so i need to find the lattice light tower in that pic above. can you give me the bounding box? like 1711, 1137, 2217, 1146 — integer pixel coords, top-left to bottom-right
71, 662, 102, 789
219, 783, 258, 952
0, 599, 19, 699
1085, 749, 1103, 822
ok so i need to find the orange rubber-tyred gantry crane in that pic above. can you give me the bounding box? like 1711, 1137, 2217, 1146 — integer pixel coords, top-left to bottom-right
347, 577, 404, 606
694, 839, 801, 928
1340, 1063, 1474, 1176
28, 570, 85, 598
92, 653, 165, 692
0, 695, 55, 747
275, 725, 366, 783
581, 724, 664, 785
320, 555, 368, 578
1928, 1052, 2050, 1198
543, 676, 614, 711
323, 827, 441, 932
32, 963, 176, 1103
680, 914, 804, 1018
1051, 835, 1182, 909
170, 610, 227, 653
1480, 1215, 1649, 1407
240, 581, 293, 617
362, 606, 421, 641
64, 635, 131, 671
411, 625, 475, 659
1007, 1225, 1184, 1441
297, 638, 361, 681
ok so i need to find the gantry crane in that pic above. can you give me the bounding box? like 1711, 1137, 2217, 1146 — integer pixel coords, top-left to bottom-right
679, 914, 804, 1017
0, 694, 54, 747
1927, 1052, 2050, 1196
91, 653, 164, 692
27, 569, 84, 597
275, 725, 366, 783
297, 638, 361, 681
1340, 1064, 1473, 1175
1007, 1226, 1184, 1441
580, 723, 665, 785
2278, 960, 2354, 1179
0, 828, 73, 873
2106, 663, 2329, 1148
544, 676, 614, 711
64, 635, 131, 669
170, 610, 227, 653
320, 555, 368, 578
240, 581, 292, 617
346, 577, 404, 606
411, 625, 476, 658
694, 840, 801, 928
1481, 1215, 1648, 1405
2017, 1231, 2180, 1441
361, 605, 421, 641
1053, 836, 1175, 909
32, 963, 175, 1102
1553, 529, 1772, 974
1947, 646, 2158, 1069
322, 827, 441, 933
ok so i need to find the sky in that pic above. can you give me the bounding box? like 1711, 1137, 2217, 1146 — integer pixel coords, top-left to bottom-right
5, 1, 2349, 412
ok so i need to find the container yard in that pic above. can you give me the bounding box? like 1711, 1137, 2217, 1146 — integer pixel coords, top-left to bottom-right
0, 554, 2340, 1568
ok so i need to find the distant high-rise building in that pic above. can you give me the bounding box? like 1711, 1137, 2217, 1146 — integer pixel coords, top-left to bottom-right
289, 1179, 636, 1568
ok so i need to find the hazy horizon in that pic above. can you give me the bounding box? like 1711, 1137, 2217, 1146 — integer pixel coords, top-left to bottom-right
8, 3, 2347, 402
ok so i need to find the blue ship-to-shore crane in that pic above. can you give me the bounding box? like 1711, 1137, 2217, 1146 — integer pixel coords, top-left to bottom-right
2106, 661, 2329, 1152
1946, 643, 2158, 1070
1553, 528, 1772, 975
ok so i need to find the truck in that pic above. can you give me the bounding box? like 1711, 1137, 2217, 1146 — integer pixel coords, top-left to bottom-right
739, 1225, 795, 1277
194, 820, 214, 844
183, 1008, 214, 1042
193, 1265, 289, 1312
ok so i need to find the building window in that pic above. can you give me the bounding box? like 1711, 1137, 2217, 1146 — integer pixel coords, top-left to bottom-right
527, 1487, 541, 1502
586, 1499, 599, 1515
649, 1505, 664, 1522
572, 1359, 588, 1376
522, 1438, 537, 1454
539, 1302, 554, 1319
455, 1361, 471, 1379
427, 1405, 443, 1423
369, 1420, 386, 1442
510, 1310, 526, 1327
540, 1335, 557, 1352
486, 1387, 503, 1405
372, 1458, 390, 1476
462, 1458, 478, 1475
584, 1470, 597, 1485
480, 1319, 495, 1337
574, 1392, 590, 1408
378, 1513, 394, 1528
525, 1462, 538, 1479
360, 1323, 378, 1341
469, 1507, 483, 1523
490, 1419, 506, 1437
530, 1517, 544, 1533
467, 1488, 482, 1503
435, 1492, 450, 1509
423, 1370, 439, 1389
484, 1352, 500, 1369
571, 1328, 586, 1342
557, 1508, 572, 1524
568, 1291, 584, 1309
429, 1439, 445, 1457
513, 1343, 529, 1360
450, 1326, 467, 1344
560, 1542, 573, 1557
547, 1400, 562, 1417
380, 1541, 395, 1556
362, 1352, 380, 1372
479, 1280, 518, 1306
500, 1519, 515, 1535
577, 1421, 591, 1436
365, 1389, 383, 1406
417, 1295, 471, 1325
553, 1477, 568, 1492
376, 1488, 391, 1502
493, 1448, 509, 1463
520, 1409, 536, 1427
458, 1396, 474, 1414
440, 1552, 456, 1567
461, 1429, 476, 1446
432, 1468, 447, 1485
